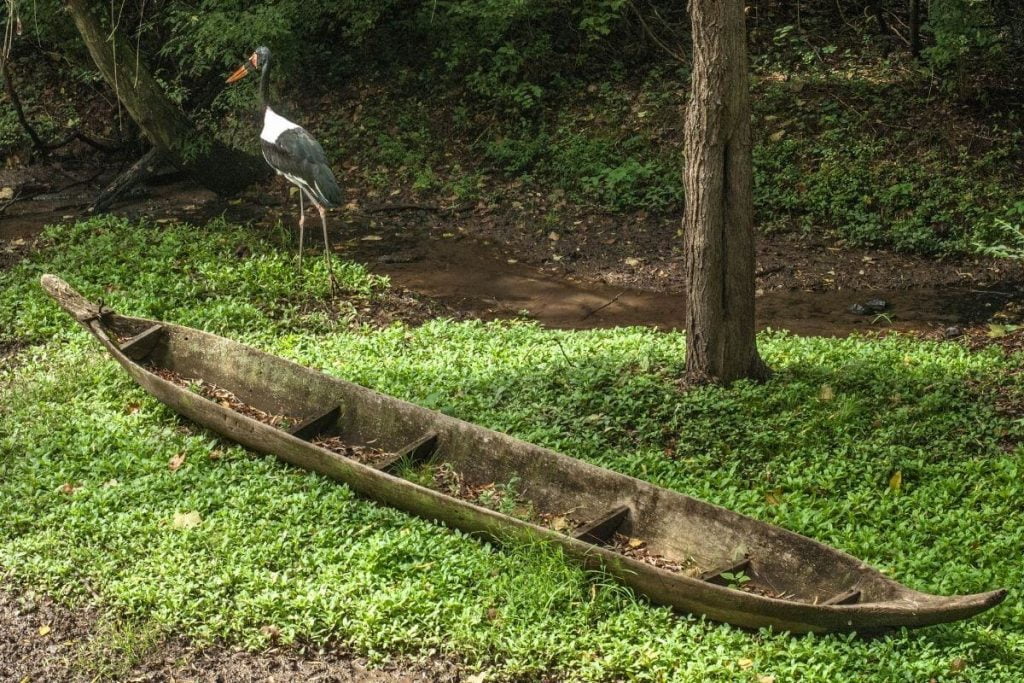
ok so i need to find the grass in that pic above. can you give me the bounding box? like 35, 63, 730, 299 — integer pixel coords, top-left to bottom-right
2, 217, 1024, 680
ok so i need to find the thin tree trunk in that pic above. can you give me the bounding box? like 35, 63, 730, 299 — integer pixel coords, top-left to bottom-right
683, 0, 769, 385
870, 1, 889, 35
909, 0, 921, 57
64, 0, 268, 195
1, 57, 48, 154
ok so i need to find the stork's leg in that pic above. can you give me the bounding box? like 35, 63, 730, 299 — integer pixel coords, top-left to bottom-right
297, 187, 305, 269
315, 201, 339, 294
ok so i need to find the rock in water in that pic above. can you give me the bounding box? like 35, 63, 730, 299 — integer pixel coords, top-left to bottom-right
865, 298, 888, 312
848, 303, 869, 315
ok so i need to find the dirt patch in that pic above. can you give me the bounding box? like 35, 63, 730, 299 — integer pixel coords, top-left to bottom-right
0, 578, 457, 682
0, 340, 27, 364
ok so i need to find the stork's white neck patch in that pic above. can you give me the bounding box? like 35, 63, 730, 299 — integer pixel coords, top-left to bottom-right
260, 107, 299, 143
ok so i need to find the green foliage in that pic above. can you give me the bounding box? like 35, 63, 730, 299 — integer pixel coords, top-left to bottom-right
973, 202, 1024, 259
2, 218, 1024, 680
924, 0, 1006, 82
0, 216, 385, 345
751, 68, 1024, 253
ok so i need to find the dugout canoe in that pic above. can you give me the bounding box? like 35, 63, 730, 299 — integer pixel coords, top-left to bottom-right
41, 274, 1007, 633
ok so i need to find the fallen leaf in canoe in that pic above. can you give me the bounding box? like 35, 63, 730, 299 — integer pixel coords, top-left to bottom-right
172, 511, 202, 529
888, 470, 902, 492
168, 452, 186, 471
38, 625, 51, 636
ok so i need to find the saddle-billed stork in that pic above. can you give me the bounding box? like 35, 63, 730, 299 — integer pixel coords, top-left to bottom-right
226, 46, 341, 287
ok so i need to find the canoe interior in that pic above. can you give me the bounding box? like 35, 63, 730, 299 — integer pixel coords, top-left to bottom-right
108, 315, 914, 609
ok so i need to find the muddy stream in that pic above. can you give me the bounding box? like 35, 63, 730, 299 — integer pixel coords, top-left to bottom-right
358, 237, 1016, 336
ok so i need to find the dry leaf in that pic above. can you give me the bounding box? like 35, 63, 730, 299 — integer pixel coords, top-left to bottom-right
550, 516, 568, 532
759, 676, 776, 683
769, 130, 786, 141
627, 537, 645, 549
209, 449, 223, 461
172, 511, 202, 529
465, 674, 486, 683
764, 488, 783, 506
888, 470, 902, 492
819, 384, 834, 401
361, 234, 383, 241
168, 452, 186, 471
59, 482, 77, 495
548, 231, 560, 241
625, 257, 641, 267
37, 625, 51, 636
738, 657, 754, 669
260, 624, 281, 640
0, 187, 14, 200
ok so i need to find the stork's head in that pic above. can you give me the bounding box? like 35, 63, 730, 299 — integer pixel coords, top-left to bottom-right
226, 46, 271, 83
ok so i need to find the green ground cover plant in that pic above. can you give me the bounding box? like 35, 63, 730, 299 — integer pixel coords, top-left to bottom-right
2, 217, 1023, 680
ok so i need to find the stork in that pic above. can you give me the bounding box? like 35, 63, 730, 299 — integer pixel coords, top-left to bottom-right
226, 46, 341, 288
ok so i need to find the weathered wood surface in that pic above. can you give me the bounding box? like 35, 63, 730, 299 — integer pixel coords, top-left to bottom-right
40, 274, 1008, 633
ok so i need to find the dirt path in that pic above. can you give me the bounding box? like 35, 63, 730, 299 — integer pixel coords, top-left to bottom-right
0, 579, 456, 682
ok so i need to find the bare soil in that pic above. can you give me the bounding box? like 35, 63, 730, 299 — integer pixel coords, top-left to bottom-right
0, 579, 457, 682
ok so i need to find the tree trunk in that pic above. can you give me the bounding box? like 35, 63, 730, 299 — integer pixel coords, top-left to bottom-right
64, 0, 269, 195
909, 0, 921, 58
1, 57, 48, 155
682, 0, 769, 385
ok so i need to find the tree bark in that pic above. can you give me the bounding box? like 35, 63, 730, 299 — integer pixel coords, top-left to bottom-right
1, 57, 48, 155
64, 0, 269, 195
909, 0, 921, 58
682, 0, 769, 385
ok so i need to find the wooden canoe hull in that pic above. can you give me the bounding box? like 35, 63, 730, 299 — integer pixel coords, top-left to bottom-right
40, 275, 1007, 633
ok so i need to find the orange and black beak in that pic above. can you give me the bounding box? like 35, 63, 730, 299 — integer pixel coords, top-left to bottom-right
226, 52, 258, 84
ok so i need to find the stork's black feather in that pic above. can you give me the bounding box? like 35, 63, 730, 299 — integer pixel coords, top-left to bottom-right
261, 127, 342, 207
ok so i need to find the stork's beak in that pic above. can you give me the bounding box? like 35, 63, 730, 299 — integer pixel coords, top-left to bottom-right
226, 53, 258, 84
